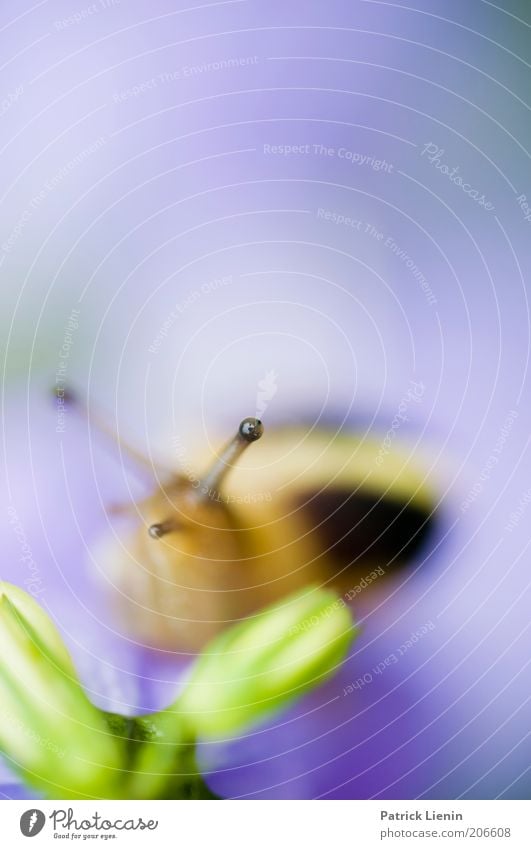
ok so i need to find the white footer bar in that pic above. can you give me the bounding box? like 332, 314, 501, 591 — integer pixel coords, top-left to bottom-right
1, 799, 529, 848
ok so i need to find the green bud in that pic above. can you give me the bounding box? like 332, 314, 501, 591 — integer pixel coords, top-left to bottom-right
176, 586, 357, 738
0, 582, 123, 798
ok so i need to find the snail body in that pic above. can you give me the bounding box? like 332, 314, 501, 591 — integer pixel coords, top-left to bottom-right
94, 416, 435, 651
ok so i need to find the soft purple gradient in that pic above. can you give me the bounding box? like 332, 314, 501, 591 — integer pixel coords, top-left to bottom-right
0, 0, 530, 798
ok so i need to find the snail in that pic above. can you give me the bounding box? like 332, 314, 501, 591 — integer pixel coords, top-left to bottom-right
61, 390, 436, 651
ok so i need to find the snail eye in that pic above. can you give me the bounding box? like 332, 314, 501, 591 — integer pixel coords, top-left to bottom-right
239, 417, 264, 442
295, 487, 436, 580
148, 519, 180, 539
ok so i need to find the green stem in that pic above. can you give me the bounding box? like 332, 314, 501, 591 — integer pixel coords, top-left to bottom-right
104, 712, 220, 800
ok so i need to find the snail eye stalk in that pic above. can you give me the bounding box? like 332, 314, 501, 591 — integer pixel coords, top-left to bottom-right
193, 417, 264, 503
147, 418, 264, 539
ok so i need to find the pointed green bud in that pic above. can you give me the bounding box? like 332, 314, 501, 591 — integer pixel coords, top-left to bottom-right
0, 583, 123, 798
176, 586, 357, 738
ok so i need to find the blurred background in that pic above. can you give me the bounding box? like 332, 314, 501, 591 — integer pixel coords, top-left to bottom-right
0, 0, 530, 799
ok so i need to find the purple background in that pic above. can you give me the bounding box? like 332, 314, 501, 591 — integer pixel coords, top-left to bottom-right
0, 0, 529, 799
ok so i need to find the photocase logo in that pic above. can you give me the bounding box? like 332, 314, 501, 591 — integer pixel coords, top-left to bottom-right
20, 809, 46, 837
255, 370, 278, 418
